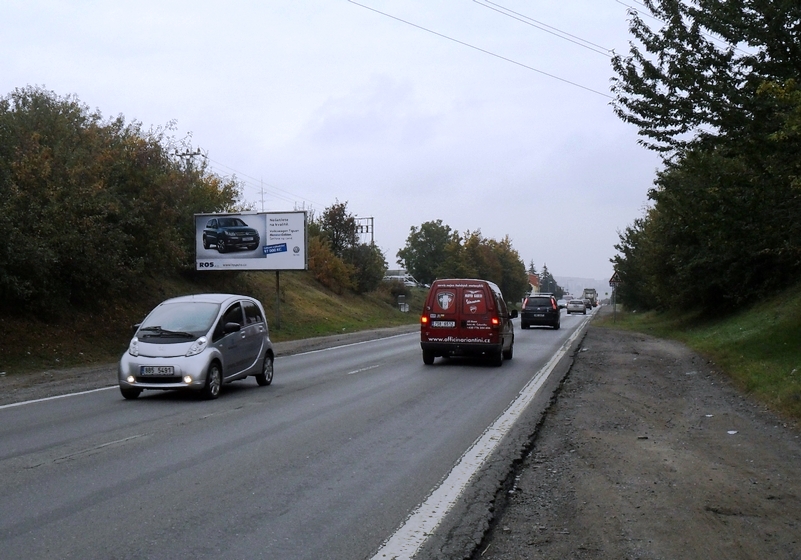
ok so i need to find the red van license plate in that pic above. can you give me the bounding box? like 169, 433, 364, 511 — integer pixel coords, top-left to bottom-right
431, 320, 456, 327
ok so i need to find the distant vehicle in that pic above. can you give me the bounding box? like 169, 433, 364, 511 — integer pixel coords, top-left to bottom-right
567, 299, 587, 314
520, 294, 561, 330
557, 299, 567, 309
118, 294, 274, 400
420, 279, 517, 366
582, 288, 598, 307
584, 298, 593, 309
202, 217, 260, 253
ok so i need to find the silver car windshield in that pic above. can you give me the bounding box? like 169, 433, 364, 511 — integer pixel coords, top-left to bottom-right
139, 302, 221, 338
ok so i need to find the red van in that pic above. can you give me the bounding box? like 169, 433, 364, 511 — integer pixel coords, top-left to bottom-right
420, 279, 518, 366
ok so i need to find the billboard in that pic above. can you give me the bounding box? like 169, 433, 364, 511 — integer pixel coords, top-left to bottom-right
195, 211, 307, 271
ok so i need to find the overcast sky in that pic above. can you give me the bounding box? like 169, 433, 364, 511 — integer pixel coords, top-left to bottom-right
1, 0, 662, 282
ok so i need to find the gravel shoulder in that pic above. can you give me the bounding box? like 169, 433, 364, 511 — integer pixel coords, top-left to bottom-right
474, 313, 801, 559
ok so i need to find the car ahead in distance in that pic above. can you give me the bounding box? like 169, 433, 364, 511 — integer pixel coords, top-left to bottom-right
118, 294, 274, 400
557, 299, 567, 309
420, 279, 517, 366
520, 293, 561, 329
584, 298, 593, 309
202, 217, 260, 253
566, 299, 587, 314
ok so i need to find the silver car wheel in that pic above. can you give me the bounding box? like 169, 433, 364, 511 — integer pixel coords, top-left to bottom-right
202, 362, 222, 399
256, 354, 274, 386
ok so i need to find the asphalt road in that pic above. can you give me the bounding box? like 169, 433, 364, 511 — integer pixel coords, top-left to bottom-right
0, 312, 591, 559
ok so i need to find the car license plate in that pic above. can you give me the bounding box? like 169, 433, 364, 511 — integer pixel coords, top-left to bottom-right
431, 320, 455, 327
533, 313, 545, 317
140, 366, 174, 376
242, 237, 254, 241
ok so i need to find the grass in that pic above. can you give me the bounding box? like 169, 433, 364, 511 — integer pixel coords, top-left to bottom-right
595, 287, 801, 420
0, 272, 423, 375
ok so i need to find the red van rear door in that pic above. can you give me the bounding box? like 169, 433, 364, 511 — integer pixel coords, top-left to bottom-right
460, 283, 495, 340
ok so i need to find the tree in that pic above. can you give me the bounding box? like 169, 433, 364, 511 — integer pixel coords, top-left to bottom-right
0, 86, 242, 311
610, 2, 801, 312
396, 220, 453, 285
398, 220, 527, 300
611, 0, 801, 154
317, 200, 358, 258
344, 242, 387, 294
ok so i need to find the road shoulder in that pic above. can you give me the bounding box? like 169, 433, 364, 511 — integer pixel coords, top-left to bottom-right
474, 324, 801, 559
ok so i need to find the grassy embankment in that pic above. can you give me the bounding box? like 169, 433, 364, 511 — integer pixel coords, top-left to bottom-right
0, 272, 424, 375
595, 284, 801, 420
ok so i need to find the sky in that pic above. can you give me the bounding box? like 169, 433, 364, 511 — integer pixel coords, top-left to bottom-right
1, 0, 663, 282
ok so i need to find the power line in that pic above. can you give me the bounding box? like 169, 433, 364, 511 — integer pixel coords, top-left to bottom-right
206, 157, 326, 210
473, 0, 613, 57
346, 0, 613, 99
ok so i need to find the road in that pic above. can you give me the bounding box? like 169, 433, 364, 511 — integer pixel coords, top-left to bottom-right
0, 311, 591, 559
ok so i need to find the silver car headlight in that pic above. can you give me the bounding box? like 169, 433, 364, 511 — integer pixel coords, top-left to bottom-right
128, 337, 140, 357
186, 336, 208, 357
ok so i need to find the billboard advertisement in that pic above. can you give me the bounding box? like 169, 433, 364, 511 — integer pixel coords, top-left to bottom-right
195, 211, 307, 271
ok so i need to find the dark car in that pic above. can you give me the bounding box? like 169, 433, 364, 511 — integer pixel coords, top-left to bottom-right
202, 217, 260, 253
520, 293, 561, 329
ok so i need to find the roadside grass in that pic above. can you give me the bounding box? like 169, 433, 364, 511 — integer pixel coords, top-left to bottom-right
595, 288, 801, 420
0, 272, 422, 376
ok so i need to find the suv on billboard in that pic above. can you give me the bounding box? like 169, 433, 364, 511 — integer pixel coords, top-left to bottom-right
420, 279, 517, 367
202, 217, 260, 253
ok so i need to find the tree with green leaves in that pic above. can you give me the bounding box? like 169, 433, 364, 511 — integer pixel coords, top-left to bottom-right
610, 1, 801, 311
396, 219, 452, 285
344, 242, 387, 294
0, 86, 242, 312
400, 224, 527, 302
317, 200, 358, 258
611, 0, 801, 154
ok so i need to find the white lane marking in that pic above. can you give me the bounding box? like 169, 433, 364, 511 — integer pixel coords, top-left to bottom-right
370, 321, 589, 560
0, 386, 116, 410
347, 364, 381, 375
1, 332, 418, 410
288, 332, 416, 357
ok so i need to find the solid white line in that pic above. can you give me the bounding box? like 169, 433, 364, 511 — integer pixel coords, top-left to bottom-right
347, 364, 381, 375
370, 320, 589, 560
287, 332, 416, 357
0, 385, 116, 411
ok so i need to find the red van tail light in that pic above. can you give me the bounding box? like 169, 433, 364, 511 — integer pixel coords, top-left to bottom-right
421, 315, 429, 325
491, 316, 500, 327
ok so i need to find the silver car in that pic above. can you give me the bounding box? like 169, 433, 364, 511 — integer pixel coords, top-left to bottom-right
118, 294, 274, 400
566, 299, 587, 315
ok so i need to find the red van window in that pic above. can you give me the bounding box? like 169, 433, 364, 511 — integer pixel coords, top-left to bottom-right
462, 288, 487, 314
432, 290, 457, 313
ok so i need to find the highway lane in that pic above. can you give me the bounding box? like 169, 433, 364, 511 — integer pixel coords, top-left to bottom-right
0, 311, 592, 559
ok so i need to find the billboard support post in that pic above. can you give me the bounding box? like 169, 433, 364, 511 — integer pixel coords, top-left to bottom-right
195, 211, 308, 330
275, 271, 281, 330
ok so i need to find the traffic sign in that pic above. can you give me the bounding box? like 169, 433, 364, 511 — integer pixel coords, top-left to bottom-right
609, 271, 621, 287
